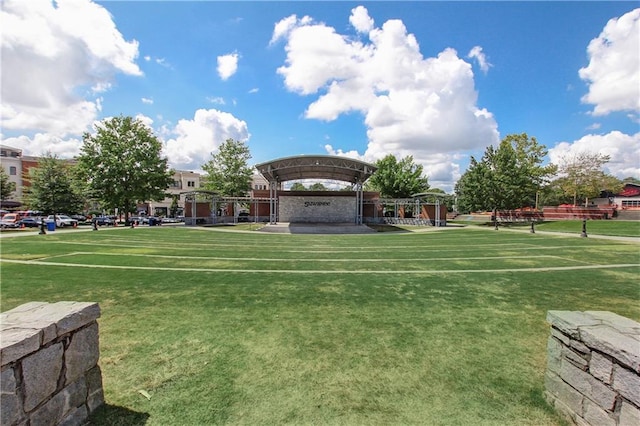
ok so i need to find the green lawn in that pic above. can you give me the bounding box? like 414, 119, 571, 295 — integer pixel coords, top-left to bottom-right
1, 226, 638, 425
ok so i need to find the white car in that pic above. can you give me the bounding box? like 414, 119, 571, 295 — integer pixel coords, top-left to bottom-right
46, 215, 78, 228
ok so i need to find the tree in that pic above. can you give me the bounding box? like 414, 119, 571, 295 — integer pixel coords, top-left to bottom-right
309, 182, 328, 191
201, 138, 253, 196
0, 168, 16, 201
77, 116, 173, 222
290, 182, 307, 191
622, 177, 640, 185
552, 152, 623, 205
366, 154, 429, 198
24, 153, 84, 214
455, 133, 556, 225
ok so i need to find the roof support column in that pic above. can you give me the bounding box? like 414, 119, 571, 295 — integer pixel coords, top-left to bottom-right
355, 181, 363, 225
269, 180, 278, 224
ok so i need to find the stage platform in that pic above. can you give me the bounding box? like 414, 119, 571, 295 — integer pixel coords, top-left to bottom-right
259, 223, 376, 234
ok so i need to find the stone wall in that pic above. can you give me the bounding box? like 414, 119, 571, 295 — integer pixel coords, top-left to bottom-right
1, 302, 104, 426
279, 196, 356, 223
545, 310, 640, 426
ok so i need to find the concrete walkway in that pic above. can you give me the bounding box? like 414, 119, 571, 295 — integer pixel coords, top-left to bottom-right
496, 226, 640, 244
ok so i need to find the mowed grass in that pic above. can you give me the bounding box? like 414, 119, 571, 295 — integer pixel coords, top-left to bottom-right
1, 226, 639, 425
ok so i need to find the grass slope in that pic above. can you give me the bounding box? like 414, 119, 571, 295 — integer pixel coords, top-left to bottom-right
1, 227, 638, 425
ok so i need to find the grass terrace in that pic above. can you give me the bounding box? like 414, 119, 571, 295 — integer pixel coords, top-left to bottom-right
1, 226, 639, 425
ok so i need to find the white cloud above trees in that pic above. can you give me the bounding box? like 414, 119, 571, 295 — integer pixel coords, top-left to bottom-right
548, 131, 640, 180
272, 6, 499, 191
1, 0, 141, 136
579, 8, 640, 117
164, 109, 250, 171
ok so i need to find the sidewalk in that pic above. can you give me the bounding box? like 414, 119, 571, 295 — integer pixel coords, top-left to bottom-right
496, 226, 640, 244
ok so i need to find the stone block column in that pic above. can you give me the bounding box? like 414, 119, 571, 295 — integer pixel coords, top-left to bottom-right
545, 310, 640, 426
1, 301, 104, 426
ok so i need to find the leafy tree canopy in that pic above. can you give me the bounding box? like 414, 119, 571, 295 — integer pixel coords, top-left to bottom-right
289, 182, 307, 191
77, 116, 173, 219
455, 133, 556, 214
551, 152, 623, 205
309, 182, 328, 191
0, 168, 16, 201
201, 138, 253, 196
366, 154, 429, 198
24, 153, 84, 214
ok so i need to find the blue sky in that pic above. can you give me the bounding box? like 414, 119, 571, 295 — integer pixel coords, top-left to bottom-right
2, 1, 639, 192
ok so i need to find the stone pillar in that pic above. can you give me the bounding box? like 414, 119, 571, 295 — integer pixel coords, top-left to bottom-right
0, 301, 104, 426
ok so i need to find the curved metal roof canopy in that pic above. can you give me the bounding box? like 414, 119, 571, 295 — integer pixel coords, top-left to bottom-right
255, 155, 377, 184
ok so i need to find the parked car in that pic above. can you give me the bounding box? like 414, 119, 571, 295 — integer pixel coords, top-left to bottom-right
147, 216, 162, 226
129, 216, 148, 225
70, 214, 87, 222
46, 215, 78, 228
161, 217, 180, 223
238, 212, 250, 222
1, 213, 21, 224
93, 216, 114, 226
0, 219, 20, 229
17, 217, 42, 228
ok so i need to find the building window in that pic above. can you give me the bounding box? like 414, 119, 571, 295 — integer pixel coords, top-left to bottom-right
187, 181, 195, 187
622, 200, 640, 208
9, 166, 17, 175
171, 180, 181, 189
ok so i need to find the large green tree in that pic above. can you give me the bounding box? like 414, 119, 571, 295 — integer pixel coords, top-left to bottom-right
201, 138, 253, 196
551, 152, 623, 206
309, 182, 328, 191
366, 154, 429, 198
24, 153, 84, 214
455, 133, 556, 224
0, 168, 16, 202
290, 182, 307, 191
77, 116, 173, 222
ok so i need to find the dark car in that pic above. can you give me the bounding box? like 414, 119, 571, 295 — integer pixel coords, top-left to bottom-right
17, 217, 42, 228
147, 216, 162, 226
94, 216, 114, 226
238, 212, 250, 222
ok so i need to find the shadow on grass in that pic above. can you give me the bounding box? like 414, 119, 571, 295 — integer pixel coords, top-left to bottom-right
87, 404, 150, 426
366, 224, 409, 232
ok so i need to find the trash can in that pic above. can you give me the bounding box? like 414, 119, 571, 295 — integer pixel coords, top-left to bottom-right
46, 221, 56, 231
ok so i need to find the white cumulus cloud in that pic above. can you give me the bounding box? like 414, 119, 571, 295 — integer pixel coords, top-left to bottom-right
350, 6, 374, 34
274, 6, 499, 192
1, 0, 142, 137
0, 133, 84, 159
579, 8, 640, 116
217, 52, 239, 80
467, 46, 492, 74
164, 109, 250, 171
548, 131, 640, 179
